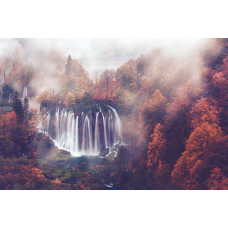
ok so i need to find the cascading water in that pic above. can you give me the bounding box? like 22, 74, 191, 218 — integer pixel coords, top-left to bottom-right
22, 86, 28, 100
108, 105, 122, 141
41, 106, 123, 157
8, 93, 12, 103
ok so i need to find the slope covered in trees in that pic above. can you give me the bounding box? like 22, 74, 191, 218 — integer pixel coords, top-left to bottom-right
0, 38, 227, 190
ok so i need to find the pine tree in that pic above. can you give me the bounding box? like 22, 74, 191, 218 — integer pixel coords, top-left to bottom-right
67, 54, 72, 64
12, 92, 24, 123
65, 55, 72, 75
23, 97, 29, 125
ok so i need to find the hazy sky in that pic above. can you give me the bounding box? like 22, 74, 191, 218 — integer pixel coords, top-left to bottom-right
30, 38, 165, 78
0, 38, 204, 79
35, 38, 203, 78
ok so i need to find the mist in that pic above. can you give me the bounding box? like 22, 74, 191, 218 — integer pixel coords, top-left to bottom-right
0, 38, 222, 109
0, 38, 207, 77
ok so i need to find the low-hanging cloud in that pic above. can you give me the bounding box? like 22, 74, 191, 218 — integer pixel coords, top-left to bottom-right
0, 38, 223, 109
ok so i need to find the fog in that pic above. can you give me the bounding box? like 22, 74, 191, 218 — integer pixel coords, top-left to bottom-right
0, 38, 206, 79
0, 38, 222, 109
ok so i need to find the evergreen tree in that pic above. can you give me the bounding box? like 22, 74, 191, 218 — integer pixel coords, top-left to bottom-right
67, 54, 72, 64
23, 97, 29, 126
2, 84, 14, 101
12, 92, 24, 123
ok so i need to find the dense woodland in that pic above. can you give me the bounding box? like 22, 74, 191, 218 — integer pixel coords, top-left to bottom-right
0, 38, 228, 190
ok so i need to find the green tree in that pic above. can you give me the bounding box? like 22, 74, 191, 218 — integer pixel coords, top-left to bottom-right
12, 92, 24, 123
23, 97, 29, 125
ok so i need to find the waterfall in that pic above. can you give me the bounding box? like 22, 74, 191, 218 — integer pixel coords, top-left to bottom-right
108, 105, 122, 141
94, 112, 100, 154
42, 106, 123, 157
74, 116, 79, 156
8, 93, 12, 103
81, 115, 93, 155
46, 113, 51, 131
102, 113, 108, 148
22, 86, 28, 100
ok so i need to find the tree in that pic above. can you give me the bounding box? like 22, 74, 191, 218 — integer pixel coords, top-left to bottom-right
115, 59, 139, 92
147, 123, 171, 188
100, 70, 116, 100
164, 82, 202, 165
1, 84, 14, 101
171, 96, 225, 189
65, 55, 72, 75
0, 111, 17, 156
23, 97, 29, 125
64, 91, 77, 108
147, 123, 166, 171
171, 122, 223, 189
37, 89, 55, 110
190, 97, 220, 128
206, 167, 228, 190
12, 92, 24, 123
92, 70, 118, 101
138, 89, 166, 148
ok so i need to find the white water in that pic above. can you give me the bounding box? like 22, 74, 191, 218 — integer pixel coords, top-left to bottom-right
8, 93, 12, 103
102, 112, 108, 148
42, 106, 123, 157
22, 86, 28, 100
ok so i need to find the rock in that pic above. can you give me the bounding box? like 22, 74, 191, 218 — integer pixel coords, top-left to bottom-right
100, 148, 109, 157
43, 146, 71, 162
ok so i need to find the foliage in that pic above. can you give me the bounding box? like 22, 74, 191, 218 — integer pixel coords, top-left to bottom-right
1, 39, 228, 189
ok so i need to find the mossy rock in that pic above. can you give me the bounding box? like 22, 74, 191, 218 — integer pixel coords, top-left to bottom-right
44, 146, 71, 162
100, 148, 109, 157
105, 151, 117, 161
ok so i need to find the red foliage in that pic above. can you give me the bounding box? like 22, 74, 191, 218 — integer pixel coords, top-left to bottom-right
171, 123, 223, 189
206, 167, 228, 190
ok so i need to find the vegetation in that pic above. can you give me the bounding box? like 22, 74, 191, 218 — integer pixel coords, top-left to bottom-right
0, 38, 228, 190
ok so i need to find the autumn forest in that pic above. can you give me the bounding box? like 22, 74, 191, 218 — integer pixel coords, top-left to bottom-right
0, 38, 228, 190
